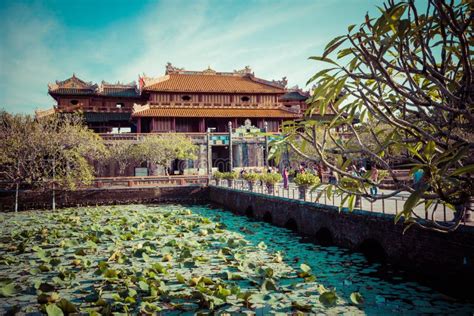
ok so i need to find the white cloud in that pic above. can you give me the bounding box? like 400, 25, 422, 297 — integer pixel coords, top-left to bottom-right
0, 0, 380, 113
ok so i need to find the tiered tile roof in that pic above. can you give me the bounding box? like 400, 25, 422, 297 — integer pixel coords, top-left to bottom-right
98, 81, 139, 98
48, 74, 97, 95
132, 107, 299, 118
141, 64, 287, 94
48, 75, 140, 98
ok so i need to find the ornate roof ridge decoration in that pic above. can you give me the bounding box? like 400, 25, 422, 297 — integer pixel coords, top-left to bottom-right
35, 107, 56, 119
165, 63, 257, 77
48, 74, 97, 92
132, 103, 150, 114
287, 85, 309, 95
279, 103, 301, 114
100, 80, 137, 88
139, 74, 170, 89
98, 81, 139, 96
250, 76, 288, 89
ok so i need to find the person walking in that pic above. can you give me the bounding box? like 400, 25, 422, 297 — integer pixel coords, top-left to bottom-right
413, 169, 424, 190
370, 164, 379, 196
316, 163, 323, 183
282, 167, 289, 190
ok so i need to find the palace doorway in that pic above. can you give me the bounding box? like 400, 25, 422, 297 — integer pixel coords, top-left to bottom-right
212, 146, 230, 172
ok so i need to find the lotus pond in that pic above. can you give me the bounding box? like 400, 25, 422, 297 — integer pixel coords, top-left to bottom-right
0, 204, 472, 315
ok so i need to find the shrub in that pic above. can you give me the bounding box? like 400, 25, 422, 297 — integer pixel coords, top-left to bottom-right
213, 171, 225, 180
222, 172, 238, 180
260, 173, 282, 185
242, 173, 259, 182
294, 172, 320, 187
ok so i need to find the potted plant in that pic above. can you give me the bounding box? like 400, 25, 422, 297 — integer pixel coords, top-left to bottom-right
260, 173, 282, 195
242, 172, 259, 192
213, 171, 224, 186
294, 172, 320, 200
223, 171, 238, 188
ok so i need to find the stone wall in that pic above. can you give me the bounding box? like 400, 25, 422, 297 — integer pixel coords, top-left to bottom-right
208, 186, 474, 298
0, 186, 208, 212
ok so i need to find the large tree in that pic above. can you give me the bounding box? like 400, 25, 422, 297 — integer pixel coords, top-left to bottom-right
275, 0, 473, 232
0, 111, 107, 210
134, 134, 198, 176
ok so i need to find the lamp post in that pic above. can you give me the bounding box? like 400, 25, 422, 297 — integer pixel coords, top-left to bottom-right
263, 121, 269, 168
228, 121, 233, 172
206, 127, 216, 175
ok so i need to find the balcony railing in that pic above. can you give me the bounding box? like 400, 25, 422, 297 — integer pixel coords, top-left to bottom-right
98, 132, 282, 142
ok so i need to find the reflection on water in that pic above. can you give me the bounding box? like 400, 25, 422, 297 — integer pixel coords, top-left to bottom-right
192, 204, 473, 314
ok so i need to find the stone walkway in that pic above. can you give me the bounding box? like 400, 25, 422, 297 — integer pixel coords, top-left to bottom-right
221, 180, 472, 226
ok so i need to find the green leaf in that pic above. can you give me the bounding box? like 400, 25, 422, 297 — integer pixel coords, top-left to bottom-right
424, 141, 436, 160
261, 279, 277, 291
450, 164, 474, 176
348, 195, 356, 212
350, 292, 364, 305
46, 304, 64, 316
292, 301, 312, 312
306, 68, 337, 85
403, 190, 423, 213
347, 24, 356, 32
337, 48, 353, 59
175, 273, 186, 284
323, 36, 347, 58
319, 290, 338, 307
300, 263, 312, 273
56, 299, 78, 314
308, 56, 339, 66
0, 283, 16, 297
138, 280, 149, 292
103, 269, 119, 279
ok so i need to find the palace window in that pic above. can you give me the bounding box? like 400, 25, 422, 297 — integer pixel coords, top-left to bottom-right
70, 100, 79, 106
182, 95, 191, 101
241, 96, 250, 102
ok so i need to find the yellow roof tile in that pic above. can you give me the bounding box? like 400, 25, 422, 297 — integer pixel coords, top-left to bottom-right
143, 74, 285, 94
132, 107, 299, 118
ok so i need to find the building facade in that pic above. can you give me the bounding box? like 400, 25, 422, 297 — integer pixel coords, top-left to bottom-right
41, 64, 312, 175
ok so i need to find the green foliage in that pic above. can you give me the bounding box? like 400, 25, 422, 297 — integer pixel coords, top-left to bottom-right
222, 172, 238, 180
277, 0, 473, 232
105, 142, 138, 176
0, 282, 16, 297
350, 292, 364, 305
242, 172, 259, 182
259, 172, 283, 185
134, 134, 197, 175
319, 290, 338, 307
294, 172, 320, 187
213, 171, 224, 180
0, 111, 107, 192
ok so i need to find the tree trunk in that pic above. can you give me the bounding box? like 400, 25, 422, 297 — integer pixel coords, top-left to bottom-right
15, 183, 19, 212
52, 186, 56, 211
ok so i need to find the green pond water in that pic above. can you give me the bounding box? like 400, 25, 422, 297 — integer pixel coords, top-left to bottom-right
0, 204, 472, 315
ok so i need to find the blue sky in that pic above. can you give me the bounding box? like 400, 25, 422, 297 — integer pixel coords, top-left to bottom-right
0, 0, 383, 114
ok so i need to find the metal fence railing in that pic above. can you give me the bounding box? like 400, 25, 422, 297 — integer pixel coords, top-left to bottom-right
214, 179, 463, 224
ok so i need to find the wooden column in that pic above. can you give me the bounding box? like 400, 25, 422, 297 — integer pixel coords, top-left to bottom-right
137, 118, 142, 133
228, 121, 233, 171
264, 121, 268, 167
172, 118, 176, 132
199, 118, 205, 132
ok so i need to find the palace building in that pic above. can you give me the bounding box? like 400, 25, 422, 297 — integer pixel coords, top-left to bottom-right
41, 64, 312, 175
